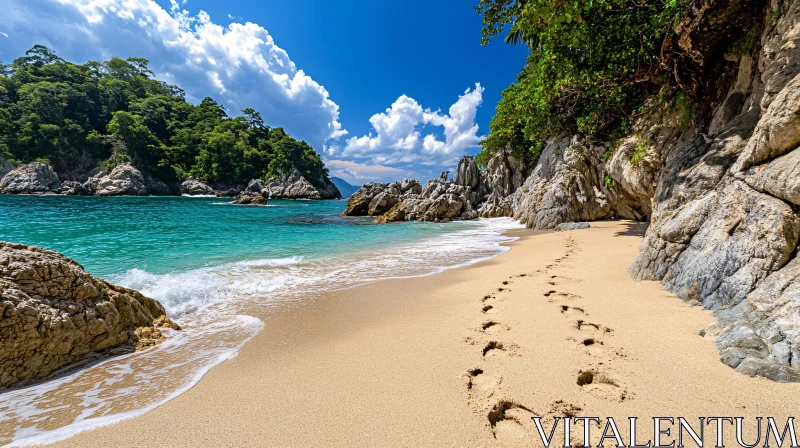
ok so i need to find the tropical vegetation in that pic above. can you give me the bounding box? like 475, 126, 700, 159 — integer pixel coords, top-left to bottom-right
0, 45, 331, 187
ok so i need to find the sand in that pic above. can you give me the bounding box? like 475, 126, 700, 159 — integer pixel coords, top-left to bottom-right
48, 220, 800, 447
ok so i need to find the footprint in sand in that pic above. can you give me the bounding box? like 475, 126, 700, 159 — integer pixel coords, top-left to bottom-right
575, 320, 612, 334
560, 305, 585, 316
482, 304, 495, 314
488, 400, 538, 443
576, 369, 629, 402
531, 401, 587, 447
482, 341, 517, 358
466, 368, 502, 397
481, 320, 508, 335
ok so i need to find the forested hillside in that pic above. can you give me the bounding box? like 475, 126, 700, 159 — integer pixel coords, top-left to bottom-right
0, 45, 332, 189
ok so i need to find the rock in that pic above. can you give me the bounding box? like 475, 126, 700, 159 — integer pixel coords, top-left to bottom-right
627, 3, 800, 381
0, 156, 15, 179
477, 149, 528, 218
510, 136, 613, 229
741, 147, 800, 206
454, 156, 480, 189
555, 222, 591, 232
233, 190, 269, 205
58, 181, 92, 196
0, 242, 176, 388
180, 179, 216, 196
265, 170, 324, 200
245, 178, 265, 193
84, 163, 148, 196
0, 162, 60, 194
342, 180, 421, 216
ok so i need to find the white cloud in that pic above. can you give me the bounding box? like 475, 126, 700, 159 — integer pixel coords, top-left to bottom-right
326, 159, 415, 184
339, 84, 484, 166
0, 0, 346, 146
0, 32, 8, 38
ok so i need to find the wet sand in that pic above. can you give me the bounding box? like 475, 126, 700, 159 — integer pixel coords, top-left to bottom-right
48, 220, 800, 447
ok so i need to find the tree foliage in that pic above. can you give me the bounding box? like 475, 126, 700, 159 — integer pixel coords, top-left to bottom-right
476, 0, 685, 161
0, 46, 331, 187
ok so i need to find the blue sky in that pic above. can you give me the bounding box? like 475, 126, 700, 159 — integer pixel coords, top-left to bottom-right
0, 0, 528, 184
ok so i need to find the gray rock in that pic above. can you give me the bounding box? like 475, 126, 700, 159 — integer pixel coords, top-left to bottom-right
180, 179, 216, 196
264, 170, 325, 200
454, 155, 480, 189
0, 156, 15, 179
0, 162, 60, 194
555, 222, 591, 232
0, 242, 178, 388
510, 136, 612, 229
477, 149, 528, 218
84, 163, 148, 196
58, 181, 92, 196
741, 147, 800, 206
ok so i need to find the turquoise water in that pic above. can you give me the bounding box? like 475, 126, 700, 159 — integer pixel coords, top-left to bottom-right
0, 195, 522, 447
0, 195, 468, 278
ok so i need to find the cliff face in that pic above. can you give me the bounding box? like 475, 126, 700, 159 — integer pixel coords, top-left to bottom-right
628, 1, 800, 381
502, 0, 800, 381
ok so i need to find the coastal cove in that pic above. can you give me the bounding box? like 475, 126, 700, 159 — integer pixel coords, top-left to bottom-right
10, 220, 800, 447
0, 195, 523, 446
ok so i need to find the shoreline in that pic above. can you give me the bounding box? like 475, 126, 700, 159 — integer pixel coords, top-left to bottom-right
32, 220, 800, 446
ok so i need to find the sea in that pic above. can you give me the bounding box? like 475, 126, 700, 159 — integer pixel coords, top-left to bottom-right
0, 195, 523, 446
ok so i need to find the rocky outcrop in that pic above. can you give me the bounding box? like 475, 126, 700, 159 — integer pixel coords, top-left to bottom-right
343, 176, 476, 223
0, 162, 61, 194
84, 163, 148, 196
478, 150, 529, 218
627, 1, 800, 381
510, 136, 614, 229
0, 242, 179, 388
180, 179, 216, 196
58, 181, 92, 196
262, 169, 341, 200
233, 179, 269, 205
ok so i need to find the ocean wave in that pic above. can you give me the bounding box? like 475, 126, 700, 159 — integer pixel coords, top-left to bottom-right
0, 217, 524, 447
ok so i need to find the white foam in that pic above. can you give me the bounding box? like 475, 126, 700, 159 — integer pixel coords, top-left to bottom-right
0, 217, 524, 447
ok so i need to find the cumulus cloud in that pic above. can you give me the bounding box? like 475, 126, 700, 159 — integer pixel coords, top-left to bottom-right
326, 159, 415, 184
338, 84, 484, 166
0, 0, 346, 146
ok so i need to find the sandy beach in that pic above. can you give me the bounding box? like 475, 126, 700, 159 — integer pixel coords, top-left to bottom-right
45, 220, 800, 447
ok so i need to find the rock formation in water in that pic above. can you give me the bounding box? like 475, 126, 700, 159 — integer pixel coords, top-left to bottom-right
0, 162, 61, 194
0, 242, 179, 388
233, 179, 270, 205
180, 178, 216, 196
262, 169, 341, 200
83, 162, 149, 196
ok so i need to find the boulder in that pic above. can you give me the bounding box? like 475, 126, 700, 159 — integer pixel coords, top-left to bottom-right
233, 185, 269, 205
265, 170, 324, 200
84, 163, 148, 196
555, 222, 591, 232
0, 242, 178, 388
180, 179, 216, 196
0, 162, 60, 194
